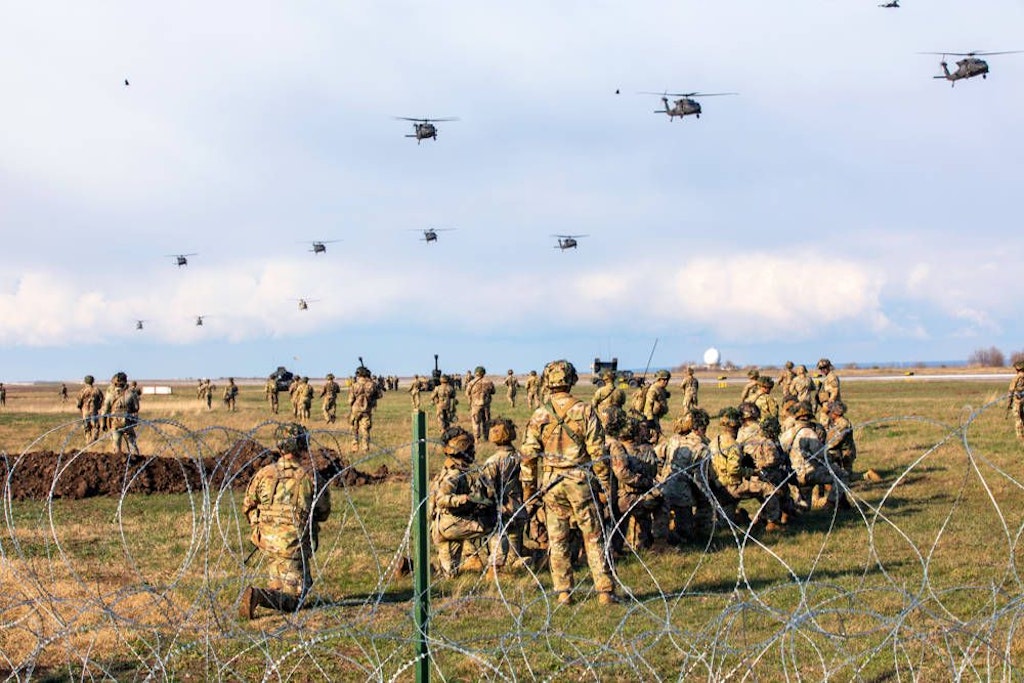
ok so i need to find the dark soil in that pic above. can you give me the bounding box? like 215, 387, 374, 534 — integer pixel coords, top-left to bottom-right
1, 441, 390, 501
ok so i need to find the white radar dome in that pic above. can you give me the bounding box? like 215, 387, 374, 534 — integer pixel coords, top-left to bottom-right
703, 347, 721, 366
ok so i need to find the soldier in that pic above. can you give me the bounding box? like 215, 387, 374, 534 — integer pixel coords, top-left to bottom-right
205, 379, 216, 410
653, 409, 710, 545
614, 417, 660, 550
223, 378, 239, 411
0, 382, 5, 407
59, 383, 69, 405
592, 370, 626, 414
525, 370, 540, 410
429, 426, 492, 577
408, 374, 422, 410
297, 377, 314, 422
320, 373, 341, 424
711, 407, 785, 531
815, 359, 841, 424
825, 400, 857, 475
739, 369, 760, 404
1009, 361, 1024, 440
791, 364, 817, 411
431, 374, 458, 432
776, 361, 796, 402
102, 371, 140, 456
520, 359, 618, 606
504, 370, 519, 408
465, 366, 496, 440
753, 376, 779, 421
642, 370, 672, 429
288, 376, 301, 417
679, 366, 699, 411
239, 423, 331, 619
463, 370, 474, 392
265, 374, 280, 414
196, 379, 205, 401
779, 401, 850, 512
480, 417, 527, 574
76, 375, 104, 441
349, 364, 381, 452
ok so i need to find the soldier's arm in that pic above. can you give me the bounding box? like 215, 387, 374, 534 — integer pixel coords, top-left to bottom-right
433, 473, 470, 510
582, 409, 611, 490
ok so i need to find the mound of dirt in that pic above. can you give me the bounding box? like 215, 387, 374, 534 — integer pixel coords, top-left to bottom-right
1, 443, 390, 501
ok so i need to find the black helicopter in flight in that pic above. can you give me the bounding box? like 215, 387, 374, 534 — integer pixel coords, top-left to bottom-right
395, 117, 459, 143
553, 234, 587, 250
921, 50, 1022, 85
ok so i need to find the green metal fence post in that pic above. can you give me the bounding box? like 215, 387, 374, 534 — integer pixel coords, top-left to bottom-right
412, 410, 430, 682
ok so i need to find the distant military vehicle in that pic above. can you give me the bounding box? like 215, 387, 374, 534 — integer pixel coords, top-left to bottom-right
592, 357, 645, 387
422, 354, 444, 390
270, 366, 295, 392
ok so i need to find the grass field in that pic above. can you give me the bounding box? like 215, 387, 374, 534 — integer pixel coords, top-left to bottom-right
1, 375, 1022, 680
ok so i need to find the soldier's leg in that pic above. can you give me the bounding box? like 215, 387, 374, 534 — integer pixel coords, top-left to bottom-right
360, 413, 373, 452
1015, 404, 1024, 440
544, 482, 575, 595
566, 477, 615, 594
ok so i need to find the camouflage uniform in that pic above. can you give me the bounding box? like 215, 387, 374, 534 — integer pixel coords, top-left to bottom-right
780, 402, 850, 510
642, 371, 671, 429
320, 374, 341, 424
205, 380, 215, 410
776, 362, 796, 402
679, 367, 699, 411
465, 367, 496, 440
240, 424, 331, 618
504, 371, 519, 408
60, 384, 68, 404
652, 412, 709, 544
76, 376, 104, 441
480, 419, 527, 571
429, 428, 492, 577
1008, 363, 1024, 440
592, 372, 626, 413
718, 408, 784, 527
431, 376, 458, 432
102, 372, 140, 456
739, 369, 760, 404
265, 376, 280, 414
408, 375, 422, 410
753, 378, 779, 421
525, 371, 540, 410
816, 359, 841, 424
223, 378, 239, 411
288, 377, 301, 417
0, 382, 5, 407
825, 402, 857, 473
521, 360, 616, 604
614, 421, 659, 550
349, 367, 381, 452
791, 365, 817, 412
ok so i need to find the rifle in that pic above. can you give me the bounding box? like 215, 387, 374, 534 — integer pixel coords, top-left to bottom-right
639, 338, 659, 386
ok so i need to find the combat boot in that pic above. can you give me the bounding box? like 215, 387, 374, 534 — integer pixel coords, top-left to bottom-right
556, 591, 573, 606
597, 592, 620, 606
765, 521, 786, 533
238, 586, 258, 620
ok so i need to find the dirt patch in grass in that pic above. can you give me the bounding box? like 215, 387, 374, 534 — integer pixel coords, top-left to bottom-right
1, 441, 390, 501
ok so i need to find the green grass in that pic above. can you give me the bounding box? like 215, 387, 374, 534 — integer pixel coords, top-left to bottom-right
2, 377, 1023, 679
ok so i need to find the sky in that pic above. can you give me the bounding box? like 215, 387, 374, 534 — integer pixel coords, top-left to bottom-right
2, 1, 1023, 381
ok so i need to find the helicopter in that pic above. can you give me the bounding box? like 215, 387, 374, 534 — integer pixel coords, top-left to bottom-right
395, 117, 459, 143
195, 315, 206, 326
417, 228, 455, 243
296, 298, 320, 311
168, 253, 197, 267
135, 319, 146, 330
305, 240, 340, 254
553, 234, 587, 250
921, 51, 1022, 85
878, 1, 899, 7
640, 91, 737, 120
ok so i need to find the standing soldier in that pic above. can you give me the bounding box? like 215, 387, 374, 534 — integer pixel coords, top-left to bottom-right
298, 377, 314, 423
265, 374, 280, 414
76, 375, 104, 442
642, 370, 672, 430
816, 358, 841, 424
348, 364, 381, 453
0, 382, 5, 407
59, 383, 69, 405
205, 379, 216, 410
320, 373, 341, 424
239, 423, 331, 619
465, 366, 496, 440
223, 378, 239, 412
776, 361, 796, 402
504, 370, 519, 408
480, 417, 527, 574
753, 376, 779, 421
429, 427, 492, 577
102, 371, 140, 456
196, 379, 205, 402
431, 375, 458, 432
592, 370, 626, 413
1008, 361, 1024, 440
408, 374, 422, 410
520, 359, 618, 606
525, 370, 540, 410
739, 369, 760, 404
679, 366, 699, 411
791, 364, 817, 410
287, 376, 301, 417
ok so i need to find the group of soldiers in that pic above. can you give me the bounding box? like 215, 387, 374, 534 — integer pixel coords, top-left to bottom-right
76, 372, 141, 455
423, 358, 875, 606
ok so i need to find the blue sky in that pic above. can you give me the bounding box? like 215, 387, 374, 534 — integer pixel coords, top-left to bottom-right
2, 1, 1023, 381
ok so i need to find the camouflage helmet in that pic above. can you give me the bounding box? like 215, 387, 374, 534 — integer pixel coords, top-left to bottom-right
228, 377, 234, 383
83, 375, 94, 385
761, 415, 782, 440
356, 366, 371, 378
718, 406, 742, 429
474, 366, 486, 377
302, 376, 309, 382
542, 359, 578, 390
112, 371, 128, 387
793, 401, 814, 420
1015, 360, 1024, 372
601, 369, 615, 381
817, 358, 832, 371
488, 417, 517, 445
747, 368, 760, 379
756, 375, 774, 390
440, 374, 450, 383
275, 422, 309, 455
620, 416, 643, 441
784, 360, 794, 369
738, 402, 761, 421
797, 364, 808, 374
507, 369, 514, 375
529, 370, 537, 376
675, 408, 710, 434
599, 405, 628, 436
827, 400, 847, 416
442, 426, 475, 460
655, 369, 671, 381
686, 366, 695, 375
326, 372, 335, 380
